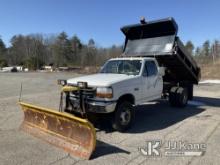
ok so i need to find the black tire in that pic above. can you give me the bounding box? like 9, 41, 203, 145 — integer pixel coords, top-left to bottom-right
112, 101, 135, 132
176, 87, 188, 107
188, 84, 193, 100
169, 87, 178, 106
63, 92, 72, 113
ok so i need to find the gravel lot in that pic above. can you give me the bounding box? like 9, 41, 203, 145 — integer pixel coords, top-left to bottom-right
0, 72, 220, 165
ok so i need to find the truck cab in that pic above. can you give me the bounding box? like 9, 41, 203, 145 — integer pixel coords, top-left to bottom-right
68, 57, 163, 104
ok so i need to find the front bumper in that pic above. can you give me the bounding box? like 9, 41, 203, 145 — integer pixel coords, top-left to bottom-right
87, 101, 117, 113
69, 97, 117, 113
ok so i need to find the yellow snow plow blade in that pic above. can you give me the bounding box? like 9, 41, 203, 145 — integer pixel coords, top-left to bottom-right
19, 102, 96, 159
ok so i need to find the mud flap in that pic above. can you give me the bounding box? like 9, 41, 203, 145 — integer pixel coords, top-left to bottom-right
19, 102, 96, 159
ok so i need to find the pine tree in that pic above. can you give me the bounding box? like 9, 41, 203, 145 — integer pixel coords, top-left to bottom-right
0, 38, 7, 67
202, 40, 210, 56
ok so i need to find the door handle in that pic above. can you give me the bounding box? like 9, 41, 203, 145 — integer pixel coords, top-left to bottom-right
134, 88, 139, 91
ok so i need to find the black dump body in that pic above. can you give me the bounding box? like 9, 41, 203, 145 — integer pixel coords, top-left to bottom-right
121, 17, 201, 84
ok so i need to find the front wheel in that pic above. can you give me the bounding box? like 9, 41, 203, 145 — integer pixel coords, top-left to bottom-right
112, 101, 135, 132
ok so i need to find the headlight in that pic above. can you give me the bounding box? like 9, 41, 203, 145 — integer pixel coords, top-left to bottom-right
57, 79, 67, 86
96, 87, 113, 98
77, 81, 88, 88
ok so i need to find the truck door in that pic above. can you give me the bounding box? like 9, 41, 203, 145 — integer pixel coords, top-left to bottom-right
142, 60, 163, 102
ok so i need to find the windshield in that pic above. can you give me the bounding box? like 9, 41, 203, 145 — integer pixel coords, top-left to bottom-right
100, 60, 142, 75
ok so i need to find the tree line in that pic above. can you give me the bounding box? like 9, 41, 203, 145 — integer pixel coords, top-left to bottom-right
0, 32, 122, 69
0, 32, 219, 69
185, 40, 220, 64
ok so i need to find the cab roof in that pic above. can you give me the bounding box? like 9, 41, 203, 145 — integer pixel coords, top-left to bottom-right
109, 57, 155, 61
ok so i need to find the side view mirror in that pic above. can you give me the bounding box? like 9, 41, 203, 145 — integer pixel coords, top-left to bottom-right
158, 67, 165, 76
99, 66, 104, 73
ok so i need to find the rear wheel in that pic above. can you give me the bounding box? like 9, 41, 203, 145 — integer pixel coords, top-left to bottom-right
188, 84, 193, 100
176, 87, 188, 107
169, 87, 188, 107
169, 87, 178, 106
112, 101, 135, 132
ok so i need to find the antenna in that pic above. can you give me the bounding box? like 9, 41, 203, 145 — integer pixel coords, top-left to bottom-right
19, 83, 23, 102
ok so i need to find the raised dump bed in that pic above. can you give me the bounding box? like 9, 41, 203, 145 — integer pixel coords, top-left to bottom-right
121, 17, 201, 84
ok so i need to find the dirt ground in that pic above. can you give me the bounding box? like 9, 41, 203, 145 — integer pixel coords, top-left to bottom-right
0, 72, 220, 165
198, 58, 220, 79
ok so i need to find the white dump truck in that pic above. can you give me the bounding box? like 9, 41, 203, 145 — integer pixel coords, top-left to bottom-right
63, 17, 201, 131
19, 17, 201, 159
